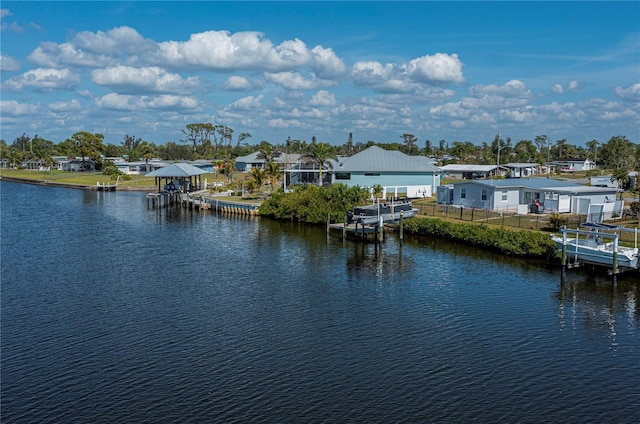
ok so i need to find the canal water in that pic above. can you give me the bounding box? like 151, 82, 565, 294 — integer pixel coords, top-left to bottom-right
1, 181, 638, 423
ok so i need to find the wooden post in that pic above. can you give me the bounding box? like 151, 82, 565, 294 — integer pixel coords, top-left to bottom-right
378, 215, 384, 243
327, 213, 330, 236
399, 211, 404, 242
343, 216, 347, 240
560, 230, 567, 269
612, 233, 619, 276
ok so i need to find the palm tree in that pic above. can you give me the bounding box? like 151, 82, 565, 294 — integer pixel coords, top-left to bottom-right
302, 141, 338, 186
264, 160, 281, 193
219, 158, 235, 183
250, 167, 266, 193
371, 184, 384, 200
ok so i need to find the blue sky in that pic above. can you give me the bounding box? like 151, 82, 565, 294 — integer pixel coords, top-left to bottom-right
1, 1, 638, 149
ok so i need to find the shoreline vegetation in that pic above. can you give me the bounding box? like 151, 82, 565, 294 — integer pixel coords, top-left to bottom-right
2, 172, 558, 259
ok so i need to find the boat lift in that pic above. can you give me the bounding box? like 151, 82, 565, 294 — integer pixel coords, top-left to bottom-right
557, 224, 639, 275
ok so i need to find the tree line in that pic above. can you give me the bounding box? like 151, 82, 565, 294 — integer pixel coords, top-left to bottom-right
1, 124, 637, 175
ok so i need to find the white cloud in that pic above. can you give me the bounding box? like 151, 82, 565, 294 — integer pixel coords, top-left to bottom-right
567, 80, 582, 91
310, 45, 346, 79
155, 30, 344, 76
228, 95, 264, 110
268, 118, 305, 128
91, 66, 202, 94
352, 53, 464, 93
49, 99, 82, 112
2, 68, 80, 91
499, 107, 538, 123
0, 52, 20, 72
309, 90, 336, 106
469, 80, 531, 99
1, 9, 10, 18
551, 84, 563, 94
28, 26, 155, 68
0, 100, 40, 115
406, 53, 464, 84
614, 83, 640, 102
221, 76, 263, 91
95, 93, 199, 111
429, 102, 471, 119
264, 71, 335, 90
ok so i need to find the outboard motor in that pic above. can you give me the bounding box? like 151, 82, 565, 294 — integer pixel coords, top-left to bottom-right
347, 211, 354, 224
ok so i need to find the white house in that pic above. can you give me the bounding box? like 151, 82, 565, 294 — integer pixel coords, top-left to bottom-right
440, 164, 497, 179
449, 177, 619, 216
549, 158, 595, 172
503, 163, 539, 178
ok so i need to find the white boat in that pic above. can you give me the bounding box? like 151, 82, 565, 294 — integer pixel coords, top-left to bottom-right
347, 199, 418, 225
551, 226, 639, 269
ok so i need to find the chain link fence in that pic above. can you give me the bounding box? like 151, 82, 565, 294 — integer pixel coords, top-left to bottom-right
414, 203, 639, 244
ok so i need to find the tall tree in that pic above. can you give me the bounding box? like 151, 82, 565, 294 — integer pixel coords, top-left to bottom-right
401, 133, 418, 155
600, 135, 635, 169
303, 141, 338, 186
69, 132, 104, 170
122, 134, 142, 154
585, 139, 599, 165
137, 142, 156, 172
534, 134, 548, 153
249, 167, 266, 193
513, 139, 537, 163
236, 132, 252, 147
425, 139, 433, 156
264, 160, 281, 193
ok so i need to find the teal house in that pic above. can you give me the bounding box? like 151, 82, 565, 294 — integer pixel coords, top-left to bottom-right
330, 146, 441, 198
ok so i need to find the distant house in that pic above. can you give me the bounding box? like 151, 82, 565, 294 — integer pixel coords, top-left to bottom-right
115, 159, 213, 175
590, 176, 619, 189
329, 146, 441, 198
549, 158, 595, 172
449, 177, 619, 216
439, 164, 498, 179
503, 163, 539, 178
57, 159, 96, 172
235, 152, 302, 172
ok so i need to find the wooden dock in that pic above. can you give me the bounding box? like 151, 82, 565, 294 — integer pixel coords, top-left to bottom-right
146, 190, 259, 215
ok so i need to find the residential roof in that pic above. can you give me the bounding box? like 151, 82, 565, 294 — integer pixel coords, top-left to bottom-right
337, 146, 441, 173
145, 162, 208, 178
458, 177, 617, 194
503, 163, 539, 168
440, 164, 497, 172
235, 152, 302, 164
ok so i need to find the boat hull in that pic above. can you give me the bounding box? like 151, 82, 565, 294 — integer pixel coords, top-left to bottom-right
348, 200, 417, 225
551, 235, 639, 269
355, 209, 418, 225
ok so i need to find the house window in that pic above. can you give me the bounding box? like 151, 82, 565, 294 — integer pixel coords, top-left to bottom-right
335, 172, 351, 180
364, 172, 380, 176
461, 188, 466, 199
481, 189, 487, 201
501, 191, 507, 201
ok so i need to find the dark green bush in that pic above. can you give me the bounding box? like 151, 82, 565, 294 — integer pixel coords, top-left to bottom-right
258, 184, 370, 224
402, 217, 558, 258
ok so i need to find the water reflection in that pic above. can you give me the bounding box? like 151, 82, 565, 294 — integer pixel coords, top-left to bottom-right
557, 273, 638, 343
345, 241, 415, 286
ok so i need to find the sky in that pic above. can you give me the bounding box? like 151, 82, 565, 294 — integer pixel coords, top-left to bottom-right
1, 1, 639, 149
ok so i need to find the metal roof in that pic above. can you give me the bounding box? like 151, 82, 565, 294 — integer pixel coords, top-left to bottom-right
337, 146, 440, 173
440, 164, 497, 172
503, 163, 539, 168
145, 162, 208, 178
458, 177, 618, 193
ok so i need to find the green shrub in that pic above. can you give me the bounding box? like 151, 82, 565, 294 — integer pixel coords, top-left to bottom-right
402, 216, 558, 258
549, 212, 568, 230
259, 184, 370, 224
